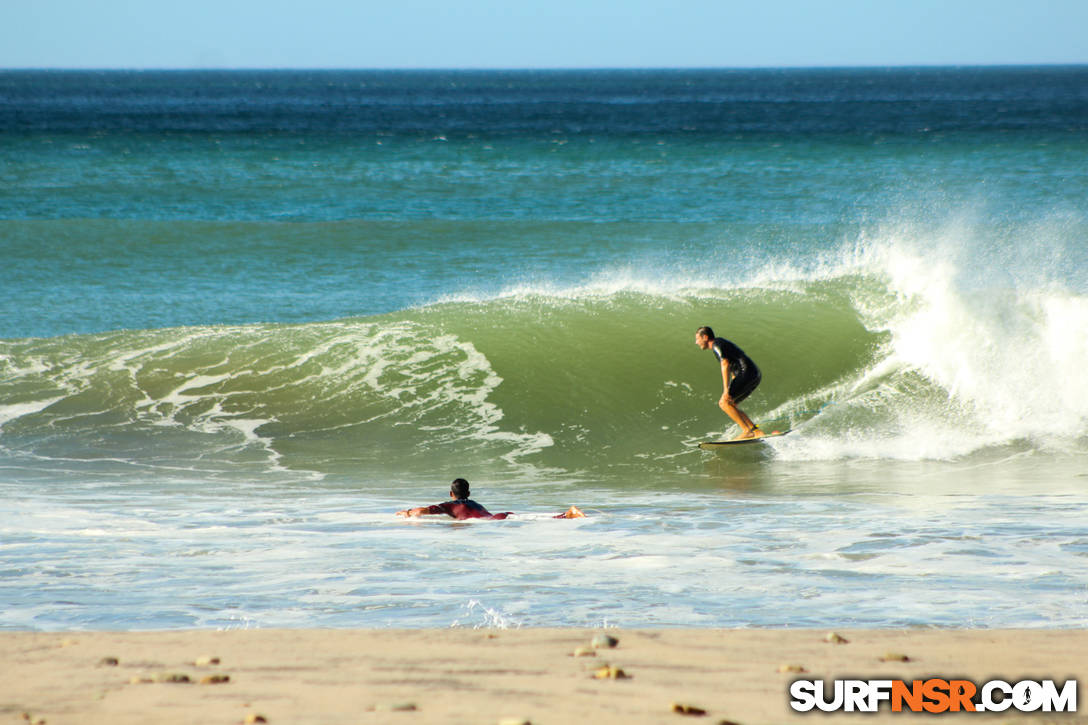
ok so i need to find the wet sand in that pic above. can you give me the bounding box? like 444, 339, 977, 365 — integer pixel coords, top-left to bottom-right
3, 629, 1085, 724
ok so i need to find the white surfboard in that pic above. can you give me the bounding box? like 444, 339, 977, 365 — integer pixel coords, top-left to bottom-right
698, 429, 790, 449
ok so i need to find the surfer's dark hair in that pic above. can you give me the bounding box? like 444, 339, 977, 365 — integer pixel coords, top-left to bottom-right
450, 478, 470, 498
697, 326, 715, 339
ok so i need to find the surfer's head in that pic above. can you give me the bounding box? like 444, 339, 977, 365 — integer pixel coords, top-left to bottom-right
450, 478, 470, 499
695, 326, 715, 349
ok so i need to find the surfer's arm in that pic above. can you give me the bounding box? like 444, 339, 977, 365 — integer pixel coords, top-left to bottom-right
396, 504, 446, 517
720, 360, 732, 402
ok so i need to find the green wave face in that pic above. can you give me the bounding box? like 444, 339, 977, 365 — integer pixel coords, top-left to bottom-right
0, 280, 886, 480
414, 287, 879, 467
3, 257, 1087, 483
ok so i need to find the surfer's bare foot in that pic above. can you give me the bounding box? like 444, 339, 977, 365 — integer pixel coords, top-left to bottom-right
733, 427, 765, 440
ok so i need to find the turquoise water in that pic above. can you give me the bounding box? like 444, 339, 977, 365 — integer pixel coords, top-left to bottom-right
2, 69, 1087, 630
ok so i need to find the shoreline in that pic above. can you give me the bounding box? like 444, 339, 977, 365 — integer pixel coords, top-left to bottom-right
4, 629, 1084, 724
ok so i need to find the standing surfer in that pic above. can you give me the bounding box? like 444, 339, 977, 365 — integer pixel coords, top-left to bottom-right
695, 326, 764, 440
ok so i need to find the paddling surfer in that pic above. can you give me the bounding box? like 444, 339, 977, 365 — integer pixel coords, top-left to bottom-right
695, 326, 764, 440
396, 478, 585, 520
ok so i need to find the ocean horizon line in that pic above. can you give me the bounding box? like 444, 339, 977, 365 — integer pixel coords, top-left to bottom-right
3, 62, 1087, 73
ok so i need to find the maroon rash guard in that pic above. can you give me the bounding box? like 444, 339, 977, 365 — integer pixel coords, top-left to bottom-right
422, 498, 512, 520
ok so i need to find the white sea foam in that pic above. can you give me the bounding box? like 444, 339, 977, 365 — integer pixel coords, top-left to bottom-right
0, 397, 64, 430
740, 220, 1088, 461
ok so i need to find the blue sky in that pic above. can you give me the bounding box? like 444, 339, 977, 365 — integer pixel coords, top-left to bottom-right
3, 0, 1087, 69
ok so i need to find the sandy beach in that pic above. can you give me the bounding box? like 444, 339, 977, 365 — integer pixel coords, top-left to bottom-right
3, 629, 1084, 724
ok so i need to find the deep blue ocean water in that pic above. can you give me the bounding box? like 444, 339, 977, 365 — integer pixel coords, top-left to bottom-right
2, 68, 1087, 630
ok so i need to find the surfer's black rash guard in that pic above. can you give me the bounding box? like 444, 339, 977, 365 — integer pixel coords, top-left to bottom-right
711, 337, 762, 404
422, 498, 511, 520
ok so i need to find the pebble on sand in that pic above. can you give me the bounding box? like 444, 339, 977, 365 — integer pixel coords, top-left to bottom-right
777, 664, 806, 674
200, 674, 231, 684
194, 655, 221, 666
497, 719, 532, 725
153, 672, 192, 683
571, 646, 597, 657
824, 632, 849, 644
670, 701, 708, 716
590, 633, 619, 649
243, 714, 268, 724
880, 652, 911, 662
97, 656, 120, 666
592, 665, 630, 680
369, 703, 418, 712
